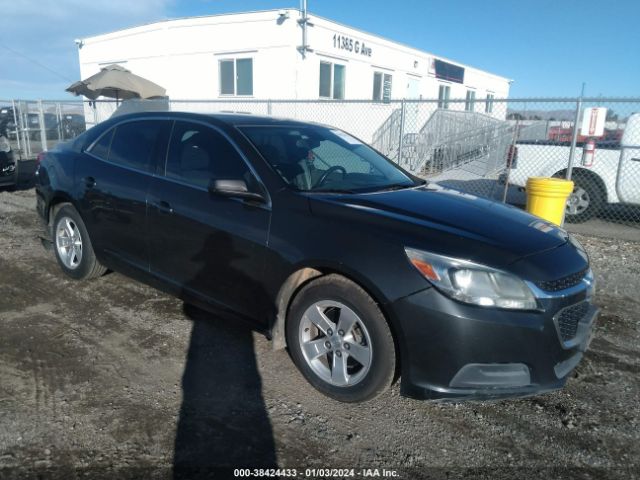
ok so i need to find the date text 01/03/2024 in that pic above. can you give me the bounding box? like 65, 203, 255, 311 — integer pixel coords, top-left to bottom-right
233, 468, 399, 477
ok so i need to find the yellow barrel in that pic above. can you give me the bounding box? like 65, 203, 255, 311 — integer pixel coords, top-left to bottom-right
526, 177, 574, 226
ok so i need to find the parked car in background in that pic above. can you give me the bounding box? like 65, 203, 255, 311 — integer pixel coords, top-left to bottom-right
0, 134, 16, 188
30, 113, 86, 141
36, 112, 598, 403
57, 114, 86, 139
0, 106, 18, 137
505, 113, 640, 223
2, 109, 86, 143
27, 113, 58, 141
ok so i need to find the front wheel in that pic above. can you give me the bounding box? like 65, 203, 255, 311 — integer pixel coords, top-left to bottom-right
286, 274, 396, 403
53, 204, 106, 280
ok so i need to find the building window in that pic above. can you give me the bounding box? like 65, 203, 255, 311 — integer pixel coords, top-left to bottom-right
372, 72, 392, 102
319, 61, 345, 99
485, 93, 495, 113
319, 62, 332, 98
219, 58, 253, 96
434, 59, 465, 84
465, 90, 476, 111
333, 64, 345, 99
438, 85, 450, 109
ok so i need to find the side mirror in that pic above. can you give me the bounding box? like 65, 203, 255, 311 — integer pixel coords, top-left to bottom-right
208, 179, 265, 203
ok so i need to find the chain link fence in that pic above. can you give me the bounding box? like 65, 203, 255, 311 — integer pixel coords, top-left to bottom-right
1, 97, 639, 240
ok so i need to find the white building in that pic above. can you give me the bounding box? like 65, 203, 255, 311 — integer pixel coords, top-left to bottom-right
76, 8, 512, 172
76, 8, 511, 107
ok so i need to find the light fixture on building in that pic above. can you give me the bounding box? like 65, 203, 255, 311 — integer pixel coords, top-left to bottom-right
414, 60, 419, 69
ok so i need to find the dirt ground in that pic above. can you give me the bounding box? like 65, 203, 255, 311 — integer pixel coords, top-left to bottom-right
0, 187, 639, 480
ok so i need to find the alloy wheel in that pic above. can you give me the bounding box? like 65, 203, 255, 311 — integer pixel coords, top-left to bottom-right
567, 186, 590, 215
298, 301, 373, 387
55, 216, 83, 269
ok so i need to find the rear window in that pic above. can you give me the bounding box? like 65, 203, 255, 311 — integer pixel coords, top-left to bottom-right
109, 120, 165, 172
88, 129, 113, 160
88, 120, 167, 172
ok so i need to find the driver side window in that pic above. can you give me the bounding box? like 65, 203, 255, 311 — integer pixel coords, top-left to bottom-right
165, 121, 252, 189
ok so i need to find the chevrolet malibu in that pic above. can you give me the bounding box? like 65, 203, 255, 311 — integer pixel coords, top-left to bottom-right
35, 112, 598, 402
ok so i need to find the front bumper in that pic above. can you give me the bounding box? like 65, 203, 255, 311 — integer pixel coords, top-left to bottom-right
391, 284, 598, 401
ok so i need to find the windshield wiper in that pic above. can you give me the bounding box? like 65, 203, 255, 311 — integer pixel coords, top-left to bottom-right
372, 183, 416, 192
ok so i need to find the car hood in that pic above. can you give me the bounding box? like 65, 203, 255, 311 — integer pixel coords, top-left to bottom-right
308, 184, 569, 266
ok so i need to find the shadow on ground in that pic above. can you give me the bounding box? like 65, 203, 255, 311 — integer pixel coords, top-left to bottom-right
173, 303, 277, 478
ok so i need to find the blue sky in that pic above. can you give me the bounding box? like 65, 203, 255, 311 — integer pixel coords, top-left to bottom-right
0, 0, 638, 99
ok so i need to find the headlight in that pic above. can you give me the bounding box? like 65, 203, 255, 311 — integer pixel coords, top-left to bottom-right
405, 247, 538, 310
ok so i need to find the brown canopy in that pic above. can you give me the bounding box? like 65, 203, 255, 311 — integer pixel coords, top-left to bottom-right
66, 64, 166, 101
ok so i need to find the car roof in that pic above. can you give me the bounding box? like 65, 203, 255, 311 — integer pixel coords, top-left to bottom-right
107, 111, 324, 129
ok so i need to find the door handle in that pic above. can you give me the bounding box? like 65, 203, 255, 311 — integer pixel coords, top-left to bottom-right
156, 200, 173, 214
84, 176, 96, 189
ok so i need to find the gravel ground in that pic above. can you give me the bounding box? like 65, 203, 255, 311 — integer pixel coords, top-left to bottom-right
0, 187, 639, 479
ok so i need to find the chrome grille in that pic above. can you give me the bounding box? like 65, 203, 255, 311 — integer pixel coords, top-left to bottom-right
536, 268, 587, 292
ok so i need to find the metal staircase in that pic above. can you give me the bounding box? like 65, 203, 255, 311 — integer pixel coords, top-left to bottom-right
374, 108, 543, 179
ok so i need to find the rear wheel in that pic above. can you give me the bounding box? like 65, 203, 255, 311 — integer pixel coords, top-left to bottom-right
53, 204, 106, 280
564, 174, 605, 223
286, 274, 396, 403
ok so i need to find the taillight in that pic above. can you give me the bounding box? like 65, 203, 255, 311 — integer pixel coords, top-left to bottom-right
506, 145, 518, 169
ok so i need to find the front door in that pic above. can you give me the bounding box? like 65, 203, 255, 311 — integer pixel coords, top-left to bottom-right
147, 120, 271, 323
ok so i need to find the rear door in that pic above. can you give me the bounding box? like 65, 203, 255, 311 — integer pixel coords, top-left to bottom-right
616, 113, 640, 204
146, 120, 271, 324
78, 119, 170, 269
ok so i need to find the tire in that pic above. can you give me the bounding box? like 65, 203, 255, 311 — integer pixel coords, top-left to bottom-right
564, 173, 605, 223
52, 204, 106, 280
286, 274, 396, 403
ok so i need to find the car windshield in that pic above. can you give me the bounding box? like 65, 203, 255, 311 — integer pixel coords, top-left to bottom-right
239, 125, 420, 193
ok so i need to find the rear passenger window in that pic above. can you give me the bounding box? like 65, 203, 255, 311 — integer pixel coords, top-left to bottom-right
108, 120, 165, 172
89, 128, 114, 160
165, 121, 251, 188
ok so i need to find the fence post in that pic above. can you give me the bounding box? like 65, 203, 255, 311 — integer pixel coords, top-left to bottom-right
37, 99, 48, 153
267, 99, 272, 116
10, 99, 21, 155
19, 102, 30, 158
566, 96, 582, 181
397, 99, 406, 166
56, 103, 63, 140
